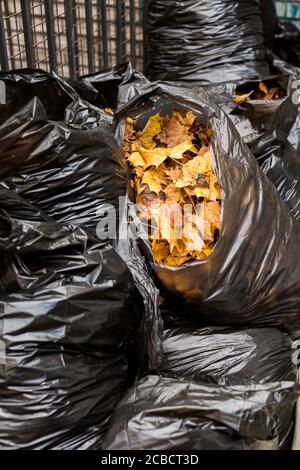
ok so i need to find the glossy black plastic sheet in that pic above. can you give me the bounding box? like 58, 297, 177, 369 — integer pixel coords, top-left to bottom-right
289, 115, 300, 154
208, 74, 297, 155
207, 74, 300, 221
116, 83, 300, 331
0, 97, 123, 239
102, 376, 298, 450
80, 63, 148, 111
0, 71, 145, 449
270, 56, 300, 154
274, 20, 300, 69
160, 310, 296, 448
0, 224, 138, 450
144, 0, 270, 84
104, 64, 300, 223
161, 315, 296, 385
259, 140, 300, 221
80, 64, 300, 224
260, 0, 278, 50
0, 69, 76, 122
117, 209, 163, 373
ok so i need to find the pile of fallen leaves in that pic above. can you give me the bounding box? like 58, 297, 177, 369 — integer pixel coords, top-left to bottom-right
124, 110, 222, 266
233, 81, 285, 104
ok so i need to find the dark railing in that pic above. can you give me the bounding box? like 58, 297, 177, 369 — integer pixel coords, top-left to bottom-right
0, 0, 143, 78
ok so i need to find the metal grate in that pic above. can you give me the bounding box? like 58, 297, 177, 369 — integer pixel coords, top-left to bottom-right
0, 0, 144, 78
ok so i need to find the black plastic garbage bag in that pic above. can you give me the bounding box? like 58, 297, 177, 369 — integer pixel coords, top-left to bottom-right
51, 425, 105, 450
0, 69, 162, 364
144, 0, 270, 85
67, 78, 99, 106
232, 59, 300, 221
259, 140, 300, 222
0, 71, 148, 449
115, 68, 300, 227
117, 68, 150, 110
207, 74, 297, 156
161, 314, 296, 385
289, 114, 300, 154
76, 66, 161, 372
269, 55, 300, 154
207, 75, 300, 221
0, 189, 139, 449
0, 96, 121, 239
160, 310, 296, 448
102, 376, 298, 450
116, 82, 300, 330
260, 0, 278, 50
117, 207, 163, 373
80, 63, 149, 111
274, 20, 300, 69
0, 68, 76, 122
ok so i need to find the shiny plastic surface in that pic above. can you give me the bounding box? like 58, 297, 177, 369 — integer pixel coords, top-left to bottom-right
207, 74, 300, 221
117, 82, 300, 330
144, 0, 270, 84
0, 71, 141, 449
274, 20, 300, 69
80, 63, 148, 111
270, 56, 300, 154
102, 375, 298, 450
160, 311, 296, 448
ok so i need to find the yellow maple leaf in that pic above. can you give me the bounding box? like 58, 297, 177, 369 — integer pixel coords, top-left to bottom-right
170, 239, 188, 256
139, 147, 169, 168
128, 151, 146, 168
159, 114, 192, 147
163, 254, 191, 266
173, 110, 196, 127
164, 167, 182, 182
135, 167, 144, 178
185, 185, 210, 199
184, 111, 197, 127
233, 90, 254, 104
193, 150, 212, 174
164, 183, 184, 203
152, 239, 170, 263
191, 251, 207, 261
139, 140, 195, 169
195, 187, 210, 199
259, 81, 269, 95
141, 167, 168, 194
169, 141, 197, 159
176, 148, 212, 188
139, 113, 161, 149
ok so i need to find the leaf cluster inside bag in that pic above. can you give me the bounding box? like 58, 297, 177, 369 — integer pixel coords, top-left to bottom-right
233, 80, 285, 104
124, 110, 222, 266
